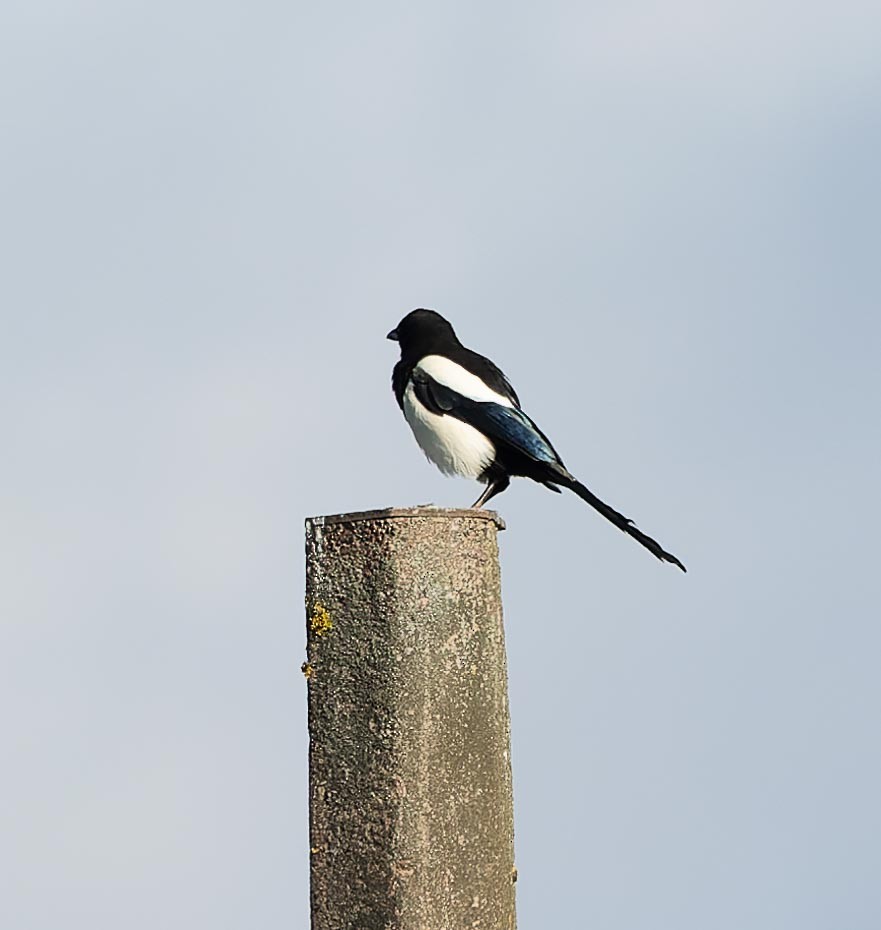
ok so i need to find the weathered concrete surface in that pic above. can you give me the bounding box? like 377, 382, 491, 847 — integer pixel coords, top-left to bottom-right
305, 507, 516, 930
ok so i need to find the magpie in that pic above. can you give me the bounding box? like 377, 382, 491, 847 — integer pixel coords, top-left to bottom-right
388, 308, 686, 571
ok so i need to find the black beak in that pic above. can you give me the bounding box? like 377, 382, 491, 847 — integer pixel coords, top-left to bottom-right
386, 328, 399, 341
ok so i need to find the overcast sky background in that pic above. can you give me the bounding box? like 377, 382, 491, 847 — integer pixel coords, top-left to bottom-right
3, 1, 880, 927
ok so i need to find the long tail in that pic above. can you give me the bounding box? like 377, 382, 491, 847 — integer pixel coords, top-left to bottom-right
556, 473, 686, 572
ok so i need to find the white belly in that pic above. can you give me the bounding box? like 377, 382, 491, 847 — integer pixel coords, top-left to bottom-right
403, 383, 495, 478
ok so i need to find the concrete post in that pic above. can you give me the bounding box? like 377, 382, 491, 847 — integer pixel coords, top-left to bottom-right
305, 507, 516, 930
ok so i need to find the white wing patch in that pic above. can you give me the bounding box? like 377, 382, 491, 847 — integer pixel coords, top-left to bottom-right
403, 382, 495, 478
414, 355, 514, 408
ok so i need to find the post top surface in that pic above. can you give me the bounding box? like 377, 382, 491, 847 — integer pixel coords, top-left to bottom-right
306, 506, 505, 531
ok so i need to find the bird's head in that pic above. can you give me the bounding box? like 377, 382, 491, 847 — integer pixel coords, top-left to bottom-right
387, 308, 459, 354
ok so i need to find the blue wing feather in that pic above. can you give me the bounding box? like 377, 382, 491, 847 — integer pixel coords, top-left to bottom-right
418, 374, 564, 468
475, 403, 561, 465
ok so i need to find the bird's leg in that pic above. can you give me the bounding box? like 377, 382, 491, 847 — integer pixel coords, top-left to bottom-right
471, 475, 510, 509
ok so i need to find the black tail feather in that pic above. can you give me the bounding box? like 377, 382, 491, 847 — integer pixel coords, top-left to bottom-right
557, 474, 686, 572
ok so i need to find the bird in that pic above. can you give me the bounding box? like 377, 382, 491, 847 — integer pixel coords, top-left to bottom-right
388, 308, 686, 571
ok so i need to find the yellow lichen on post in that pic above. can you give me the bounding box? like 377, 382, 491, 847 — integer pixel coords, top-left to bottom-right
309, 602, 333, 636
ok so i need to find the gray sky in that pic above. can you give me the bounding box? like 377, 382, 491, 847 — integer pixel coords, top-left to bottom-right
3, 1, 880, 927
